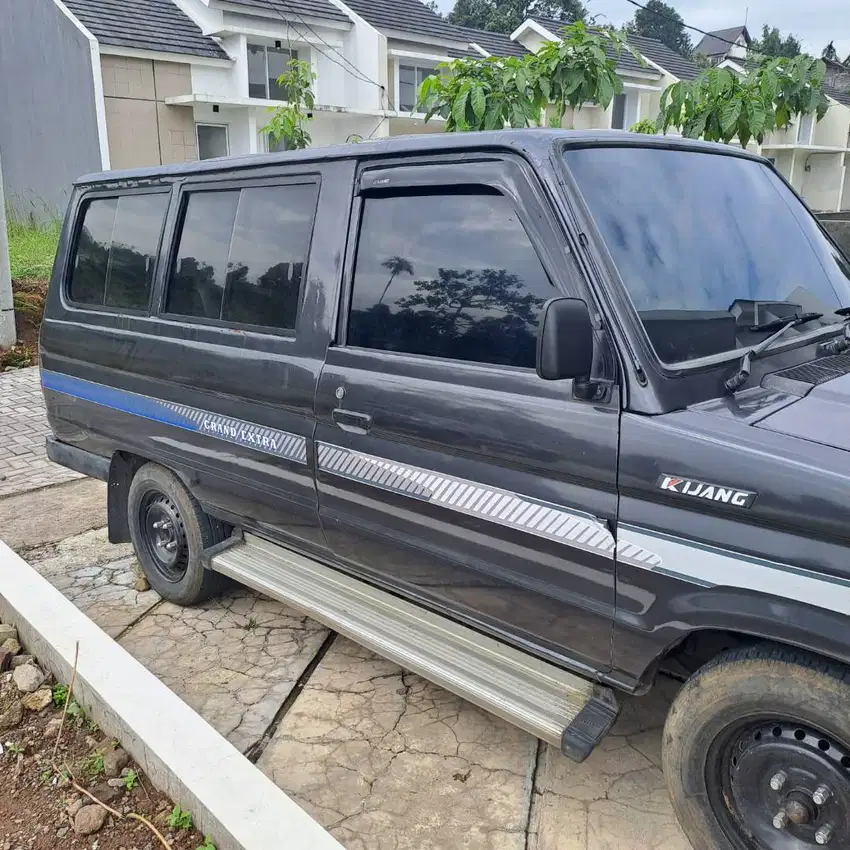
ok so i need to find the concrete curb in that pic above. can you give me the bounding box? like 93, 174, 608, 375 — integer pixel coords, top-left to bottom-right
0, 539, 343, 850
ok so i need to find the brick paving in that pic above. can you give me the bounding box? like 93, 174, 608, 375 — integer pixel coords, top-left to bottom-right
0, 366, 82, 497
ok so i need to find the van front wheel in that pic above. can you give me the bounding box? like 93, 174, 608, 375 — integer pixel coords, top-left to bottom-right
128, 462, 226, 605
663, 645, 850, 850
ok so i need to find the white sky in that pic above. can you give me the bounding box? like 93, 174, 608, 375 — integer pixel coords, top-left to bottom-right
436, 0, 850, 59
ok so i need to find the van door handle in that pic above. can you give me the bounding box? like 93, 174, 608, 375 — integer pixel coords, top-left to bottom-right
332, 408, 372, 433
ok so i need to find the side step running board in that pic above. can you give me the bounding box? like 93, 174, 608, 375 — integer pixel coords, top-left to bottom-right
210, 533, 618, 762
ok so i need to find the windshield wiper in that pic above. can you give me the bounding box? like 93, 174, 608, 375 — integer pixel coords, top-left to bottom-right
726, 315, 817, 392
749, 311, 823, 333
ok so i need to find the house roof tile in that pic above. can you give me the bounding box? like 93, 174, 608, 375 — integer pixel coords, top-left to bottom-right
694, 26, 748, 58
825, 83, 850, 108
342, 0, 467, 44
624, 33, 700, 80
217, 0, 350, 25
459, 27, 529, 58
63, 0, 230, 59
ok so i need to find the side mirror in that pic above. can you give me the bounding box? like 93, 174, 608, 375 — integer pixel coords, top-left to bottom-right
536, 297, 594, 382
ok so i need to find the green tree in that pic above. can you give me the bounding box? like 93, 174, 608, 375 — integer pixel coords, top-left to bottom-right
657, 55, 830, 148
262, 59, 316, 150
626, 0, 692, 57
823, 41, 839, 62
419, 22, 638, 130
751, 25, 803, 59
448, 0, 586, 35
422, 0, 441, 13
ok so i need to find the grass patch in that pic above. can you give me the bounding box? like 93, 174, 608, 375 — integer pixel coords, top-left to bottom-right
6, 217, 60, 280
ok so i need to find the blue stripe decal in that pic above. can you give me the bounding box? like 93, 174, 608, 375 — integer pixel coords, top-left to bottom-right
41, 369, 308, 464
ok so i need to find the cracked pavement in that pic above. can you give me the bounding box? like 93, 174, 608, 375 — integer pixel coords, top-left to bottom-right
0, 367, 694, 849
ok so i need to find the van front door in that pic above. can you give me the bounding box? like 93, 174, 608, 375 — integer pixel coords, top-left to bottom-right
314, 158, 620, 673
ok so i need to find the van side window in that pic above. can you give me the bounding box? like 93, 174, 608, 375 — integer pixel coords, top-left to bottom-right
70, 193, 168, 310
166, 183, 318, 331
347, 191, 555, 368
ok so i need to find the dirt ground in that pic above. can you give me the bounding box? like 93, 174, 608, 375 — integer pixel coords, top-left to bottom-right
0, 665, 208, 850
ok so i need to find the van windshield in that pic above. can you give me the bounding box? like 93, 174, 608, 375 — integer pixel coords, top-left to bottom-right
563, 146, 850, 364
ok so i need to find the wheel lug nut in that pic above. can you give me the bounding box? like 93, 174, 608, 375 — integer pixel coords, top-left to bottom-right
770, 771, 788, 791
773, 811, 790, 829
165, 540, 178, 551
813, 785, 832, 805
153, 520, 165, 530
815, 824, 834, 845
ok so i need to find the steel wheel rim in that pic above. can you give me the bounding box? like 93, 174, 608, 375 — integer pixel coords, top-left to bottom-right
138, 490, 188, 583
707, 716, 850, 849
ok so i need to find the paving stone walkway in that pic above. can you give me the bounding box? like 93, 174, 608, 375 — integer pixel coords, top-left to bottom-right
0, 365, 693, 850
0, 366, 81, 497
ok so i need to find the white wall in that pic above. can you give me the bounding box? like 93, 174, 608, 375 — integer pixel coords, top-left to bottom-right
841, 156, 850, 211
330, 0, 387, 111
814, 101, 850, 148
191, 63, 238, 97
800, 152, 844, 211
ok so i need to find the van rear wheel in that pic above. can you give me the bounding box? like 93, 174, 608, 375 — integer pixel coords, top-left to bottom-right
663, 645, 850, 850
128, 462, 227, 605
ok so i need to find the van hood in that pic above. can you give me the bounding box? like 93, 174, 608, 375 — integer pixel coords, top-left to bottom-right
755, 370, 850, 450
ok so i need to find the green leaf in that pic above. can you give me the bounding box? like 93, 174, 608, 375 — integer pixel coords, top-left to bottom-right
538, 76, 551, 103
749, 99, 766, 137
511, 102, 527, 128
720, 99, 741, 136
597, 73, 614, 108
483, 97, 504, 130
470, 85, 486, 120
452, 86, 471, 129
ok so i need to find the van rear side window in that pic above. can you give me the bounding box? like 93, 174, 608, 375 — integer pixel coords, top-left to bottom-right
69, 193, 169, 310
165, 183, 318, 332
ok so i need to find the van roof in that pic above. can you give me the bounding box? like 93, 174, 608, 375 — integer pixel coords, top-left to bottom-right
77, 129, 763, 185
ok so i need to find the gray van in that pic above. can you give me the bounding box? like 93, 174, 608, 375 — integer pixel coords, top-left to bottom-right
43, 130, 850, 850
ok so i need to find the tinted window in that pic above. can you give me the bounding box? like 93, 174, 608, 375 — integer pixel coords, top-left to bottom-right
71, 198, 116, 304
222, 185, 316, 327
105, 194, 170, 309
565, 147, 850, 363
167, 183, 317, 331
167, 191, 239, 320
348, 192, 555, 368
70, 194, 167, 309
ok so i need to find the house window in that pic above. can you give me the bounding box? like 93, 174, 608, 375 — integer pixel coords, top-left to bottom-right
797, 113, 815, 145
611, 93, 639, 130
196, 124, 229, 160
248, 43, 299, 100
398, 63, 436, 112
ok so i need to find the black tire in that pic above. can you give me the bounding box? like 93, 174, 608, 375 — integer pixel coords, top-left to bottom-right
128, 462, 227, 605
663, 644, 850, 850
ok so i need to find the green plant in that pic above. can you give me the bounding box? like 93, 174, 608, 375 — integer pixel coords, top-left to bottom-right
195, 837, 217, 850
5, 217, 61, 279
40, 766, 54, 784
262, 59, 316, 151
244, 616, 258, 631
123, 768, 138, 790
82, 749, 106, 778
6, 742, 24, 757
67, 699, 85, 726
52, 683, 69, 707
418, 22, 641, 132
657, 55, 830, 148
168, 804, 194, 830
629, 117, 657, 134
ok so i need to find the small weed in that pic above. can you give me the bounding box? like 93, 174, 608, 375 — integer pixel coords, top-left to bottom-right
123, 768, 138, 791
6, 742, 24, 757
168, 804, 194, 830
196, 837, 217, 850
40, 766, 54, 784
6, 218, 61, 279
82, 749, 105, 778
86, 718, 100, 734
52, 683, 69, 707
66, 699, 86, 726
244, 617, 258, 631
